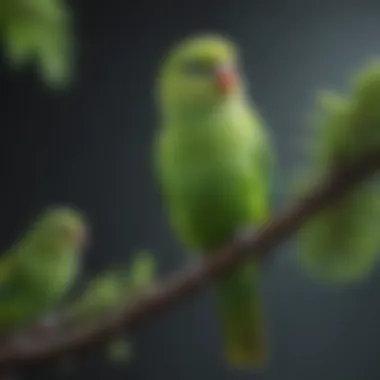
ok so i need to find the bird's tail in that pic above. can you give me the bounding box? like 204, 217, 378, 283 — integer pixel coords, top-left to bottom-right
215, 259, 267, 368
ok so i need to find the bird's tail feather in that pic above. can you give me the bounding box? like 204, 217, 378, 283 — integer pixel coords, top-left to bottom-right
216, 259, 267, 368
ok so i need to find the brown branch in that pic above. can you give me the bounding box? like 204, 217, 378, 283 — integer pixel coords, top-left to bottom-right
0, 148, 380, 371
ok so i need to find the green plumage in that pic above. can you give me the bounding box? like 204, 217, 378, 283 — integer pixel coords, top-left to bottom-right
154, 35, 273, 367
0, 205, 88, 333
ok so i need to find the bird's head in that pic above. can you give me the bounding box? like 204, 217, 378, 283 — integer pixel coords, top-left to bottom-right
156, 34, 243, 114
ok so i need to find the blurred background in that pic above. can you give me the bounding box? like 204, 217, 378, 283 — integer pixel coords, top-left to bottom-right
2, 0, 380, 379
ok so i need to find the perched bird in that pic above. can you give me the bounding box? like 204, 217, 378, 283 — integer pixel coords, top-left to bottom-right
154, 34, 274, 368
0, 205, 88, 333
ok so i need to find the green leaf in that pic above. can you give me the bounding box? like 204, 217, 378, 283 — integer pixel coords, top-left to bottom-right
129, 250, 157, 290
0, 0, 74, 88
295, 60, 380, 284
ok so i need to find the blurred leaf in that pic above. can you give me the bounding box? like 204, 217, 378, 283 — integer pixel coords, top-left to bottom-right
0, 0, 74, 88
294, 60, 380, 284
4, 19, 34, 66
62, 250, 157, 366
129, 250, 157, 290
64, 250, 157, 323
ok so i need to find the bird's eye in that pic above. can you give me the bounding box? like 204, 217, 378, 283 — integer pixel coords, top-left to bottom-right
182, 61, 213, 76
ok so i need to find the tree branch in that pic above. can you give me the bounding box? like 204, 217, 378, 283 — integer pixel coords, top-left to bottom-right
0, 148, 380, 371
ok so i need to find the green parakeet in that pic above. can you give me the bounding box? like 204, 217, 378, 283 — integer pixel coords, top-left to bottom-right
154, 34, 274, 368
0, 205, 88, 333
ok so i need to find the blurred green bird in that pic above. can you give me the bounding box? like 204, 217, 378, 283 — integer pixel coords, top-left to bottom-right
154, 34, 274, 368
0, 205, 88, 333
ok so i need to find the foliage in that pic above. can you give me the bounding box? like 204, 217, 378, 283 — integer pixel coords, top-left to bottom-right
0, 0, 74, 88
64, 250, 157, 364
65, 250, 157, 323
295, 62, 380, 284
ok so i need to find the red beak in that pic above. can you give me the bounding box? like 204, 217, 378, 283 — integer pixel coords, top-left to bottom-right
216, 66, 237, 94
